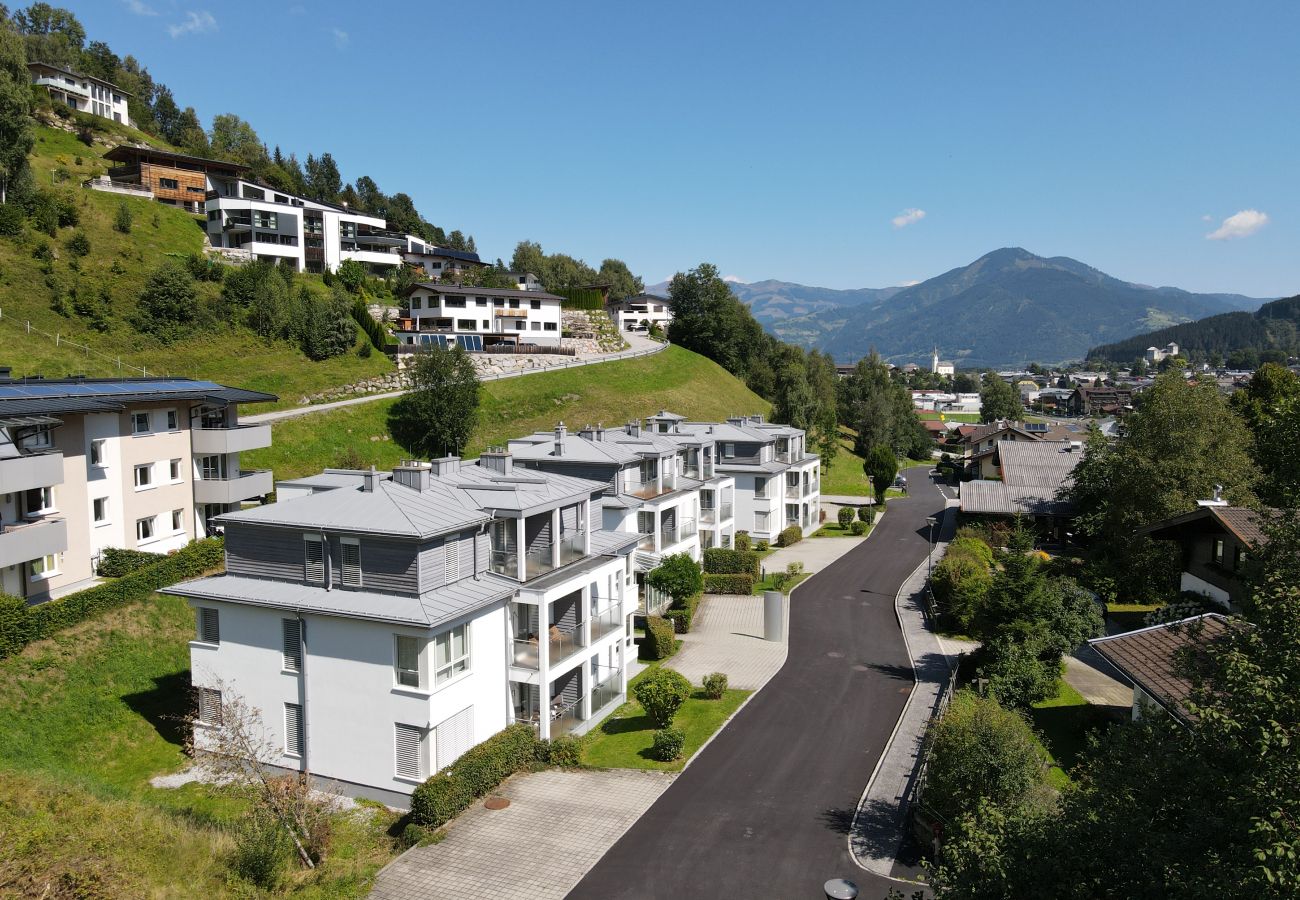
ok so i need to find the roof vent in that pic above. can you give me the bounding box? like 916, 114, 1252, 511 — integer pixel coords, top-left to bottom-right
625, 420, 641, 438
554, 422, 567, 456
394, 459, 434, 491
362, 465, 380, 493
480, 447, 513, 476
1197, 484, 1229, 507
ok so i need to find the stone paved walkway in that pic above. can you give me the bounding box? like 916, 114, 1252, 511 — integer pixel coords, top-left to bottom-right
666, 593, 788, 690
369, 769, 674, 900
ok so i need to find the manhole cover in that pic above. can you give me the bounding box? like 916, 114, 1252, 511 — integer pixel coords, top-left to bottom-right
484, 796, 510, 810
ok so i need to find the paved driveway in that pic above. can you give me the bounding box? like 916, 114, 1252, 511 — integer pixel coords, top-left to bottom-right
568, 465, 943, 899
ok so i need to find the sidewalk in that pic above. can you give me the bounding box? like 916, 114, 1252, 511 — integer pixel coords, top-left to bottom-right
666, 593, 788, 689
850, 499, 960, 883
762, 534, 868, 575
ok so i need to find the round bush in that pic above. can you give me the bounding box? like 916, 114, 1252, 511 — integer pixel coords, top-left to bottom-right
546, 735, 583, 767
702, 672, 728, 699
837, 507, 855, 529
850, 521, 867, 536
633, 667, 692, 728
858, 505, 875, 523
651, 727, 685, 762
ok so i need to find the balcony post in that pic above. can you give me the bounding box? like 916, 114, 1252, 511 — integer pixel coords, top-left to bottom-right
583, 499, 591, 556
538, 597, 551, 741
515, 517, 526, 582
580, 667, 592, 724
551, 508, 561, 569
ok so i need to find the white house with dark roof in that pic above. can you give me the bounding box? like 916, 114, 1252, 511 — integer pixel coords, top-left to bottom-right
164, 454, 638, 806
397, 283, 565, 351
29, 62, 131, 125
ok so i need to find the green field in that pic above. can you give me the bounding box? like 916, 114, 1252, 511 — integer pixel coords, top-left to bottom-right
0, 594, 401, 896
1, 124, 394, 410
244, 344, 772, 481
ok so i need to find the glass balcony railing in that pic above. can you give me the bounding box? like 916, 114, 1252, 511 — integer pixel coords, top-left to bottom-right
679, 518, 697, 539
549, 621, 584, 662
524, 542, 554, 579
557, 533, 585, 567
720, 503, 734, 520
550, 695, 585, 736
785, 483, 801, 499
590, 604, 623, 642
700, 507, 717, 524
489, 548, 519, 578
512, 638, 539, 669
590, 669, 622, 714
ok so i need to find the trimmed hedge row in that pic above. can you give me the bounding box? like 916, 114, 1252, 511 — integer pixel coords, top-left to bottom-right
702, 547, 760, 578
552, 287, 606, 311
97, 546, 163, 578
409, 724, 539, 828
641, 615, 677, 660
664, 592, 700, 634
351, 298, 398, 350
776, 525, 803, 547
704, 573, 755, 594
0, 537, 225, 659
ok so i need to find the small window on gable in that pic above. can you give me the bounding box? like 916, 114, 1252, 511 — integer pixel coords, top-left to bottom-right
132, 412, 150, 434
1213, 539, 1225, 565
341, 539, 361, 586
304, 535, 324, 583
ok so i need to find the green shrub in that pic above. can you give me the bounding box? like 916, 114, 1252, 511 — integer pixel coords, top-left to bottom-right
0, 593, 32, 658
647, 554, 703, 607
0, 202, 24, 236
858, 505, 875, 523
932, 552, 993, 630
702, 547, 760, 577
97, 546, 164, 578
703, 672, 728, 699
703, 573, 755, 594
837, 507, 855, 529
229, 812, 290, 890
850, 521, 867, 536
641, 615, 676, 660
650, 727, 685, 762
1, 538, 225, 658
733, 531, 751, 551
543, 735, 583, 767
948, 535, 994, 569
634, 667, 692, 729
398, 823, 434, 849
755, 539, 769, 551
776, 524, 802, 547
113, 202, 132, 234
64, 229, 90, 257
664, 592, 700, 633
409, 723, 540, 828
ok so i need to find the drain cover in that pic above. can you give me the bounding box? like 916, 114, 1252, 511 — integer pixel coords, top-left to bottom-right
484, 796, 510, 810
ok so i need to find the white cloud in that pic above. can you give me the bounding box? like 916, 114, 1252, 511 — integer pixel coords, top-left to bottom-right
1206, 209, 1269, 241
168, 11, 217, 38
722, 274, 744, 283
122, 0, 157, 15
1200, 214, 1213, 222
891, 208, 926, 229
331, 27, 350, 49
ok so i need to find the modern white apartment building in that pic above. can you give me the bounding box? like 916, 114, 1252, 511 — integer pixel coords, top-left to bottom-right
608, 293, 672, 333
0, 375, 275, 602
164, 455, 639, 806
402, 241, 487, 279
29, 62, 131, 125
397, 284, 565, 351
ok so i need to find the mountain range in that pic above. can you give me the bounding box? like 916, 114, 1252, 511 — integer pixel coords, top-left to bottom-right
652, 248, 1269, 369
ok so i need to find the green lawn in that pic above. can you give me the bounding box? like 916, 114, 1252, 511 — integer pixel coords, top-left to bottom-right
1028, 678, 1112, 790
917, 411, 982, 424
581, 676, 751, 772
810, 521, 872, 538
245, 345, 771, 481
0, 595, 402, 897
752, 571, 812, 594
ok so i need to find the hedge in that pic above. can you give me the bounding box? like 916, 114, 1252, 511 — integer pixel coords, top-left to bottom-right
704, 573, 755, 594
0, 537, 225, 659
98, 546, 164, 578
410, 724, 539, 828
777, 525, 803, 547
552, 287, 605, 311
351, 298, 397, 350
663, 592, 700, 634
641, 615, 677, 660
702, 548, 760, 578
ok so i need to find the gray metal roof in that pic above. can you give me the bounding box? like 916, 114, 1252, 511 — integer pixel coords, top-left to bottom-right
0, 377, 276, 415
997, 440, 1083, 488
275, 470, 386, 492
590, 529, 643, 555
519, 553, 620, 592
406, 283, 564, 302
164, 572, 516, 628
509, 433, 641, 465
960, 440, 1080, 517
717, 460, 790, 474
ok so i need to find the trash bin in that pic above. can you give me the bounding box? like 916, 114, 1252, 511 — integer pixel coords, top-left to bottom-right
763, 590, 784, 642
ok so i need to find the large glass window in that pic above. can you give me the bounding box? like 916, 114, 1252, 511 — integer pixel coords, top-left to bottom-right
395, 635, 421, 688
434, 625, 470, 685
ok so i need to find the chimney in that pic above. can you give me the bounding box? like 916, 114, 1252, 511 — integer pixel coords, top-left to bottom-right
362, 465, 380, 493
578, 424, 595, 441
480, 447, 513, 476
428, 456, 460, 477
554, 422, 567, 456
625, 420, 641, 438
726, 416, 745, 426
749, 414, 764, 425
1197, 484, 1229, 507
393, 459, 434, 491
594, 422, 604, 442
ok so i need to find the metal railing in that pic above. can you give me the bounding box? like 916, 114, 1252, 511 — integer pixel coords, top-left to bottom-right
590, 669, 622, 714
489, 548, 518, 578
549, 620, 584, 662
590, 604, 623, 642
550, 694, 585, 736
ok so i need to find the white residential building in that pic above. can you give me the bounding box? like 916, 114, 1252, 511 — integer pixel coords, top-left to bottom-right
29, 62, 131, 125
608, 293, 672, 333
1145, 341, 1181, 364
0, 374, 275, 602
401, 241, 487, 280
164, 456, 639, 807
397, 284, 565, 351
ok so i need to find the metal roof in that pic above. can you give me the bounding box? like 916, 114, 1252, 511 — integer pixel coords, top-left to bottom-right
0, 377, 276, 414
405, 283, 562, 301
102, 144, 248, 172
959, 440, 1081, 517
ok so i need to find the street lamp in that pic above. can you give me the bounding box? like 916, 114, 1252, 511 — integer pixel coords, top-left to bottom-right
926, 515, 938, 621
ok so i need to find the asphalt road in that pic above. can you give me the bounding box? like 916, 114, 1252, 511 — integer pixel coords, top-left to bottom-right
568, 465, 943, 900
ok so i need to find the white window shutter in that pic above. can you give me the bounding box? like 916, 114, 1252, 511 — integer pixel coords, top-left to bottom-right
436, 706, 474, 771
304, 536, 324, 582
284, 703, 303, 756
395, 723, 423, 779
282, 619, 302, 672
198, 607, 220, 644
445, 536, 460, 583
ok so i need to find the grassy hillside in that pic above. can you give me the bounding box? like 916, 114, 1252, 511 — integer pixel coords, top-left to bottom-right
244, 345, 771, 480
0, 123, 393, 410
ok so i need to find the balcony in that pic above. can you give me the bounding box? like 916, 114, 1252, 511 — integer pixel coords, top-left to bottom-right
590, 668, 622, 715
191, 423, 271, 455
590, 604, 623, 643
0, 517, 67, 568
548, 620, 585, 663
700, 506, 717, 524
0, 451, 63, 495
785, 483, 801, 499
557, 533, 585, 568
494, 308, 528, 318
512, 638, 540, 669
490, 548, 519, 579
524, 542, 554, 579
192, 469, 273, 505
720, 503, 734, 521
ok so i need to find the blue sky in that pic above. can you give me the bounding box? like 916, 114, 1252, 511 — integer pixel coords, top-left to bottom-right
75, 0, 1298, 296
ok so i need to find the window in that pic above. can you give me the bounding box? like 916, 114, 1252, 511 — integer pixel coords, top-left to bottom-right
304, 535, 324, 583
395, 723, 424, 780
134, 464, 152, 489
395, 635, 421, 688
24, 486, 54, 514
242, 185, 265, 201
132, 412, 151, 434
198, 688, 222, 726
29, 554, 59, 578
92, 497, 108, 524
136, 516, 155, 542
169, 458, 182, 481
754, 511, 770, 532
434, 624, 470, 685
530, 299, 541, 310
197, 607, 220, 644
457, 319, 477, 331
1212, 539, 1225, 565
341, 539, 361, 586
1235, 547, 1248, 571
167, 410, 178, 430
89, 438, 106, 466
723, 442, 735, 458
158, 177, 179, 190
22, 425, 53, 450
754, 477, 767, 498
171, 509, 184, 532
282, 619, 302, 671
284, 703, 303, 756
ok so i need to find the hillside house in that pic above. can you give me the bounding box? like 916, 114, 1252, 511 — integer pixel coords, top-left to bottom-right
29, 62, 131, 125
957, 420, 1078, 479
0, 374, 275, 602
1068, 386, 1135, 417
100, 146, 248, 214
164, 457, 640, 806
1137, 501, 1271, 609
397, 284, 565, 351
608, 293, 672, 333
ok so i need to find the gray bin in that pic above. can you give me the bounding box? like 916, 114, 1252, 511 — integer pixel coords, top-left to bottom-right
763, 590, 785, 642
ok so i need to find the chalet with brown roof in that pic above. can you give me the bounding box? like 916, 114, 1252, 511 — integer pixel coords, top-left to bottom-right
1090, 613, 1236, 723
1068, 385, 1134, 416
1138, 501, 1272, 609
957, 419, 1078, 479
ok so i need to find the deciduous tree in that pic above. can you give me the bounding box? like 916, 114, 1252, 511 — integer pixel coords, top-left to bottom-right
387, 346, 480, 458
